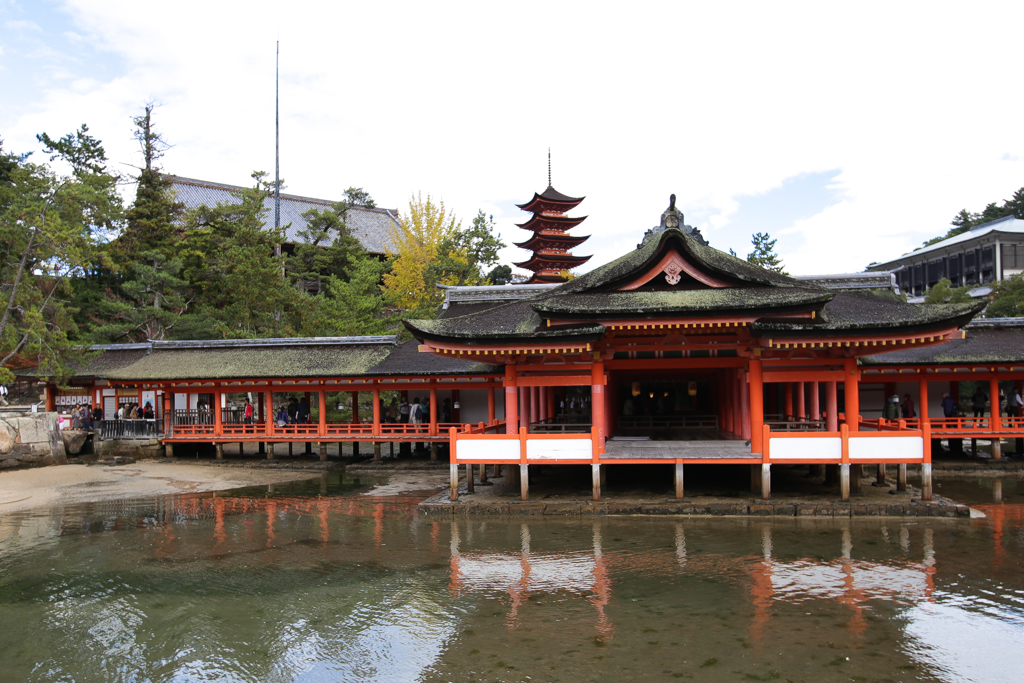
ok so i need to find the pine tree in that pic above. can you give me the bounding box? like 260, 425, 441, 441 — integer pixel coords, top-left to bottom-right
746, 232, 786, 274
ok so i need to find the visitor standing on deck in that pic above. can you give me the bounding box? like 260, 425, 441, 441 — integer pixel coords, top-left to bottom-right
972, 388, 988, 419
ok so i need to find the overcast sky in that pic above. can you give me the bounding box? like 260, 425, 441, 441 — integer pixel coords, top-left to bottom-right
3, 1, 1023, 277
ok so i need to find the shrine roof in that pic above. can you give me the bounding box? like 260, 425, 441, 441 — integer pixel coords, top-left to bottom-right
860, 320, 1024, 365
22, 337, 498, 382
751, 290, 983, 336
533, 287, 831, 317
404, 228, 983, 345
516, 185, 584, 209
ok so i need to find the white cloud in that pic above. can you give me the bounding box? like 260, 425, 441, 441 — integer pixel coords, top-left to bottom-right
4, 0, 1024, 276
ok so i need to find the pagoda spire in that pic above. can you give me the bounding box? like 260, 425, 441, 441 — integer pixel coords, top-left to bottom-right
514, 156, 592, 284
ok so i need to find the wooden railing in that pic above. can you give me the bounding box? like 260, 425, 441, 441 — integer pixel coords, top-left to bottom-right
764, 422, 930, 465
452, 424, 600, 465
99, 419, 162, 439
167, 419, 504, 440
617, 414, 719, 433
530, 417, 593, 434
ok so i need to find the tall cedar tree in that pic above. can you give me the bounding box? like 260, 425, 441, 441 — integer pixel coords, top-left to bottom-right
0, 128, 121, 383
89, 105, 194, 341
747, 232, 786, 274
178, 172, 296, 338
287, 188, 374, 294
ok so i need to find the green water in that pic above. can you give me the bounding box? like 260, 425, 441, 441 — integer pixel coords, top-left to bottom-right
0, 474, 1021, 683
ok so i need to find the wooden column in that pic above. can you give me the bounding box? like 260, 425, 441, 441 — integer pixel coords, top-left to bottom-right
840, 463, 850, 501
761, 464, 771, 500
918, 378, 929, 426
520, 464, 529, 500
809, 381, 820, 421
740, 368, 751, 441
592, 361, 606, 449
372, 386, 382, 462
877, 463, 886, 486
350, 391, 360, 457
319, 388, 328, 461
783, 383, 793, 420
547, 387, 556, 419
488, 386, 496, 423
519, 387, 529, 432
844, 357, 859, 432
213, 390, 223, 437
592, 464, 601, 502
749, 359, 764, 455
795, 382, 806, 422
990, 377, 1002, 461
675, 463, 684, 500
257, 391, 266, 454
722, 376, 733, 434
466, 463, 474, 493
505, 367, 518, 435
528, 386, 538, 425
215, 443, 224, 459
450, 463, 459, 501
539, 386, 547, 424
428, 384, 438, 461
304, 391, 313, 453
826, 381, 838, 431
265, 390, 274, 459
898, 464, 907, 491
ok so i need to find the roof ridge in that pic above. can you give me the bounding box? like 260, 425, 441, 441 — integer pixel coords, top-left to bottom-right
165, 175, 396, 213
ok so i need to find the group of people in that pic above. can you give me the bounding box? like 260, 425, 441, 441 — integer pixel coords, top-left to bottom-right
273, 397, 312, 426
60, 403, 101, 430
882, 393, 919, 420
939, 387, 1024, 423
117, 402, 154, 421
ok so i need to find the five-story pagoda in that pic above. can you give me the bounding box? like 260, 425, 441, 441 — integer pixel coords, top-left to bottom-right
514, 161, 592, 284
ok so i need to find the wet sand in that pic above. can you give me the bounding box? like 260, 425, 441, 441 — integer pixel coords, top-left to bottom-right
0, 462, 321, 514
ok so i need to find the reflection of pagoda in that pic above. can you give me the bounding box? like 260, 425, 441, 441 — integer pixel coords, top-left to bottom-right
514, 158, 591, 284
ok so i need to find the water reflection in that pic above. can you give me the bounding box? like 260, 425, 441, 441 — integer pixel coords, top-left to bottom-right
0, 478, 1022, 682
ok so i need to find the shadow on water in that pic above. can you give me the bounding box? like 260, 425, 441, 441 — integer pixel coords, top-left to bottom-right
0, 473, 1022, 682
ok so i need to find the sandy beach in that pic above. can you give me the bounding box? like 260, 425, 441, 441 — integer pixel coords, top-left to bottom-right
0, 462, 322, 514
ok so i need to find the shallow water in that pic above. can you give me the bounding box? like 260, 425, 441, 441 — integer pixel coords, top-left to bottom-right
0, 474, 1022, 683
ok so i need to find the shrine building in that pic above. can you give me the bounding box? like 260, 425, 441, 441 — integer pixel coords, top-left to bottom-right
28, 188, 1024, 508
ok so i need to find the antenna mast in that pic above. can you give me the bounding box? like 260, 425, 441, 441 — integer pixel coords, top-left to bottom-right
274, 40, 281, 231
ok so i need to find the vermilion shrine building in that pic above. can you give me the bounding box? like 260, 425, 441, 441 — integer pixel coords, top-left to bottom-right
29, 191, 1024, 506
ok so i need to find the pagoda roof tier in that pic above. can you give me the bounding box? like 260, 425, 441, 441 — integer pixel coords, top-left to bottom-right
526, 273, 569, 285
405, 227, 984, 347
514, 232, 591, 251
515, 214, 588, 232
513, 252, 593, 271
516, 185, 585, 214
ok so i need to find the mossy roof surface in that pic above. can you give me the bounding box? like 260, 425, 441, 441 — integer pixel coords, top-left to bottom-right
535, 287, 832, 316
861, 327, 1024, 365
751, 290, 984, 335
405, 299, 604, 341
555, 228, 809, 293
16, 348, 151, 380
366, 340, 500, 375
101, 344, 394, 381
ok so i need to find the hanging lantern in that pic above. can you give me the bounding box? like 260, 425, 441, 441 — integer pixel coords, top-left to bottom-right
688, 381, 698, 397
631, 381, 641, 397
454, 401, 461, 409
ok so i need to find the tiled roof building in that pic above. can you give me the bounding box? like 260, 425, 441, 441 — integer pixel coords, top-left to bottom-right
168, 176, 400, 256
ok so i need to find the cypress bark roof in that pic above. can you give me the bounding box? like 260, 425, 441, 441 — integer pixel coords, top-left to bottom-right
405, 228, 983, 344
861, 324, 1024, 365
21, 339, 498, 382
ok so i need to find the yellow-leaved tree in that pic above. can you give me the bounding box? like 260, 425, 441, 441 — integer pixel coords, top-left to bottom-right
382, 193, 460, 316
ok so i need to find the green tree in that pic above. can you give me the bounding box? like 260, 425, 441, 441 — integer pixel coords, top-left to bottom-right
178, 172, 297, 338
920, 188, 1024, 249
987, 273, 1024, 317
746, 232, 786, 274
90, 251, 197, 341
0, 128, 122, 383
287, 190, 371, 294
312, 257, 394, 336
426, 210, 506, 288
924, 278, 973, 304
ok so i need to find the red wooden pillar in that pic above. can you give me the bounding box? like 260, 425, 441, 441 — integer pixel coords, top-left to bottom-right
795, 382, 805, 421
257, 391, 264, 423
990, 376, 1002, 461
766, 382, 778, 418
826, 381, 838, 431
723, 372, 734, 434
265, 389, 274, 459
319, 388, 328, 436
809, 381, 820, 421
505, 368, 518, 435
547, 387, 556, 419
844, 357, 860, 432
530, 386, 539, 425
783, 383, 794, 420
372, 386, 381, 436
519, 387, 529, 431
539, 385, 547, 423
918, 379, 929, 425
749, 360, 764, 454
488, 385, 496, 423
213, 390, 223, 437
429, 384, 438, 435
351, 392, 359, 424
733, 371, 742, 436
740, 366, 752, 440
592, 362, 606, 449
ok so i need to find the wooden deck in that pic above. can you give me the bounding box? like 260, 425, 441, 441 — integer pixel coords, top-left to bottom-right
602, 438, 757, 460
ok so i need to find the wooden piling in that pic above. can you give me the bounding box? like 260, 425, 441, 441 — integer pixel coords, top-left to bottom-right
675, 463, 684, 500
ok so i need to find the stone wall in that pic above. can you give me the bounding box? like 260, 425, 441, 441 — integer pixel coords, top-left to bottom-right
0, 412, 68, 470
